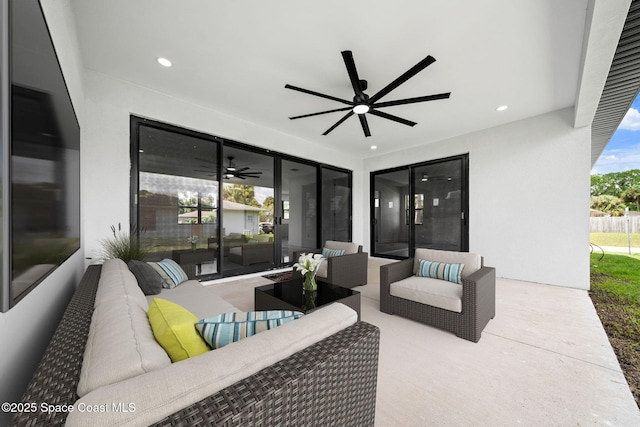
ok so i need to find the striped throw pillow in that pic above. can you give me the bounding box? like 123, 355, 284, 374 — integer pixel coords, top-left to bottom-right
195, 310, 304, 350
417, 259, 465, 284
322, 247, 345, 258
147, 259, 189, 289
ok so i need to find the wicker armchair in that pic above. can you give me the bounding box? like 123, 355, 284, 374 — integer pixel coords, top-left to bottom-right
380, 249, 496, 342
294, 241, 368, 289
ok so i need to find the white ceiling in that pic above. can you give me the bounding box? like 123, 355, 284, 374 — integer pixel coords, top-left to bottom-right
69, 0, 590, 157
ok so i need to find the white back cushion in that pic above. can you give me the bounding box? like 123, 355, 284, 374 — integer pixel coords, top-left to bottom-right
413, 248, 482, 280
77, 259, 171, 397
324, 240, 359, 255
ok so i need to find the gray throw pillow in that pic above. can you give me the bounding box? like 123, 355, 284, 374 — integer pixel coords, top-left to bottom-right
128, 260, 163, 295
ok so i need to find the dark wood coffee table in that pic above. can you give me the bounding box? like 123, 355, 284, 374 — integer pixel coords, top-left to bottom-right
255, 275, 361, 320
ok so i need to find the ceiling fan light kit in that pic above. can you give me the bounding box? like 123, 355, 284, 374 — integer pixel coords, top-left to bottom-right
285, 50, 451, 137
223, 156, 262, 180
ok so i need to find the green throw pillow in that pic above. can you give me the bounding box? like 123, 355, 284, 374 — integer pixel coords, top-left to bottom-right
416, 259, 465, 284
195, 310, 303, 350
147, 298, 210, 362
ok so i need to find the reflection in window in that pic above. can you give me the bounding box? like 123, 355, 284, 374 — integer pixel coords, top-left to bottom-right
414, 194, 424, 225
178, 191, 217, 224
138, 125, 219, 277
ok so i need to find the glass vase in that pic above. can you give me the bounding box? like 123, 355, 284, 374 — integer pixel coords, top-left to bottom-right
303, 290, 317, 311
303, 272, 317, 292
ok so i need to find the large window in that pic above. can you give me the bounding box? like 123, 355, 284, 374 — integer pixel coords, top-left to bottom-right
131, 117, 352, 279
321, 167, 352, 244
371, 155, 468, 259
133, 121, 220, 276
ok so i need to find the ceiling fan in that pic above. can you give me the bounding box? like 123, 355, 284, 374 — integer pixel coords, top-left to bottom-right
285, 50, 451, 137
222, 156, 262, 180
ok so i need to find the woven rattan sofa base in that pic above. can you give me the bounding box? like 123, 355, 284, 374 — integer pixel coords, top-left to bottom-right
380, 258, 496, 343
11, 264, 102, 427
12, 265, 380, 427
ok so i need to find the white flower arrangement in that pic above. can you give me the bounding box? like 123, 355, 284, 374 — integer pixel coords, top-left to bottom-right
187, 236, 199, 244
293, 252, 324, 276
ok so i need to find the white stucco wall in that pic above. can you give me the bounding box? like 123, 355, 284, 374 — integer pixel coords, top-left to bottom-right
364, 108, 591, 289
82, 70, 364, 262
0, 2, 86, 425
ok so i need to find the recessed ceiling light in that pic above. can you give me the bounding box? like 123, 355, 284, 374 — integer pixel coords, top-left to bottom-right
157, 57, 172, 67
370, 145, 377, 150
496, 105, 508, 112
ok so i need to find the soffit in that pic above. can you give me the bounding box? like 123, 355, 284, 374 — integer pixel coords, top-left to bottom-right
590, 0, 640, 165
69, 0, 589, 157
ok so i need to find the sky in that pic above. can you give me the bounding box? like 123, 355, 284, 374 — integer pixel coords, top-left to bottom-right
591, 95, 640, 175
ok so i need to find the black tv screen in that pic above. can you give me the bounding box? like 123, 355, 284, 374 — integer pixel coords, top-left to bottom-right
6, 0, 80, 308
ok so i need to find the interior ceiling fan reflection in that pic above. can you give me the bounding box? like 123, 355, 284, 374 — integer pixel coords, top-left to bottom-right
222, 156, 262, 180
285, 50, 451, 137
193, 156, 263, 180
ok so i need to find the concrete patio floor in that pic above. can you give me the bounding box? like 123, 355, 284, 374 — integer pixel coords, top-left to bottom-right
359, 259, 640, 426
206, 259, 640, 425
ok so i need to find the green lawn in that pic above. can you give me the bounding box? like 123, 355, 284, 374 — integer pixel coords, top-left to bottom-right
590, 252, 640, 348
590, 232, 640, 248
591, 252, 640, 304
590, 252, 640, 406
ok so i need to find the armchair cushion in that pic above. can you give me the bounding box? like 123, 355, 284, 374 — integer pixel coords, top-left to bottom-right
413, 248, 481, 279
324, 240, 359, 255
416, 259, 464, 284
390, 275, 463, 313
322, 247, 345, 258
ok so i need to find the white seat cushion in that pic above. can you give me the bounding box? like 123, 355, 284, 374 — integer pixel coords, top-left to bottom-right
390, 275, 462, 313
147, 280, 240, 319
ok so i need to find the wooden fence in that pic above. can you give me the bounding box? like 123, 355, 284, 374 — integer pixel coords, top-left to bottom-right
590, 216, 640, 233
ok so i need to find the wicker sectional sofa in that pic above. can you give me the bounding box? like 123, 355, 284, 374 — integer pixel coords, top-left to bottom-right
11, 259, 380, 426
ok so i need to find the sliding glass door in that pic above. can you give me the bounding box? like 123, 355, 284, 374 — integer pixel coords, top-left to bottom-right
135, 122, 220, 276
413, 156, 467, 251
321, 167, 352, 244
132, 116, 353, 279
279, 159, 317, 264
371, 168, 410, 258
221, 147, 275, 276
371, 155, 468, 258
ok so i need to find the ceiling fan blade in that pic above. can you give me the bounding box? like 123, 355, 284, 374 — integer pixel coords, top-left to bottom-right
369, 55, 436, 104
289, 106, 353, 120
285, 84, 353, 106
368, 109, 417, 127
342, 50, 365, 97
373, 92, 451, 109
235, 167, 250, 172
323, 111, 354, 135
358, 114, 371, 137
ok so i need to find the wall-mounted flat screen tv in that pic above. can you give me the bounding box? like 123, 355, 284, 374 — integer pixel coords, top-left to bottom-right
2, 0, 81, 310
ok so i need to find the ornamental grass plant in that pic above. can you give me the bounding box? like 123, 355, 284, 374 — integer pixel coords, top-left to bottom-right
99, 223, 150, 263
